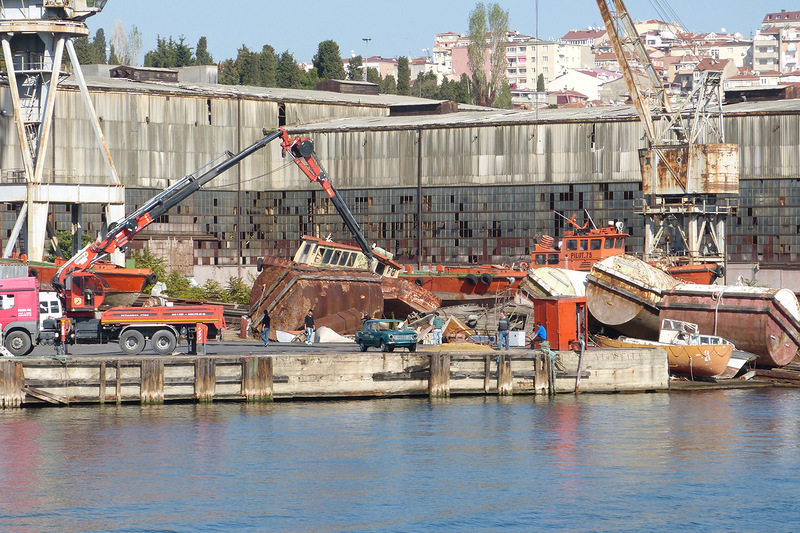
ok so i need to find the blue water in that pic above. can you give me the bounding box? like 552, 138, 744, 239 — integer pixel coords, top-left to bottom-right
1, 389, 798, 532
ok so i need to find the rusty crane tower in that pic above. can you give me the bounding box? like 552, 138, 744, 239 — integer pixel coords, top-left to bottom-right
0, 0, 124, 262
596, 0, 739, 280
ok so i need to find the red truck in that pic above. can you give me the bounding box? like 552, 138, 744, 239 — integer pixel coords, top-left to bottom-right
0, 276, 225, 356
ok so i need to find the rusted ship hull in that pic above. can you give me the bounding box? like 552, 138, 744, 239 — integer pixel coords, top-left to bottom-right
596, 336, 734, 378
249, 256, 439, 338
401, 265, 525, 306
586, 254, 680, 339
658, 286, 800, 368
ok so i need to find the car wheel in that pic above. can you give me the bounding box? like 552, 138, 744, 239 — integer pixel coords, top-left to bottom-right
358, 340, 368, 352
380, 340, 390, 352
5, 330, 32, 357
408, 344, 417, 353
119, 329, 145, 355
151, 329, 177, 355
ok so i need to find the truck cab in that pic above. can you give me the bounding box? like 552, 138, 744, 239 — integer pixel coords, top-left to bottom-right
39, 291, 63, 329
0, 277, 41, 356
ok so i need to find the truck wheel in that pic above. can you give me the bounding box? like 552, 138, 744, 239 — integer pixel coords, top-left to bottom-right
358, 341, 368, 352
152, 329, 177, 355
119, 330, 145, 355
5, 331, 32, 357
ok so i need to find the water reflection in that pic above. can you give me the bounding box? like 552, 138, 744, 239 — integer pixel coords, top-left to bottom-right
1, 389, 799, 531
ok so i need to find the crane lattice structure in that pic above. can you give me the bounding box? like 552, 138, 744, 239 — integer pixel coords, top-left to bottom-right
0, 0, 124, 263
596, 0, 739, 279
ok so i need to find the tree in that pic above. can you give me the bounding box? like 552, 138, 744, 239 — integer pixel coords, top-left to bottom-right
397, 56, 411, 95
111, 20, 141, 66
414, 71, 438, 99
144, 35, 194, 68
235, 45, 259, 86
347, 55, 363, 81
127, 25, 143, 66
366, 67, 381, 85
92, 28, 107, 64
109, 44, 120, 65
257, 45, 277, 86
537, 73, 546, 92
313, 40, 345, 80
277, 50, 302, 88
174, 36, 194, 67
380, 74, 397, 94
72, 35, 93, 65
494, 81, 513, 109
456, 74, 471, 103
195, 36, 214, 65
218, 58, 238, 85
467, 2, 509, 107
301, 67, 321, 90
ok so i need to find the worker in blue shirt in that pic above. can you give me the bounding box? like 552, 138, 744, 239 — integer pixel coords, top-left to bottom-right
531, 321, 547, 348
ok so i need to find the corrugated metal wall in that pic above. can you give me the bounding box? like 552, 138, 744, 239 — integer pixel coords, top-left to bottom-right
2, 82, 800, 267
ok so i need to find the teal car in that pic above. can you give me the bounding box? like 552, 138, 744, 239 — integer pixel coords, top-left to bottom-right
356, 319, 418, 352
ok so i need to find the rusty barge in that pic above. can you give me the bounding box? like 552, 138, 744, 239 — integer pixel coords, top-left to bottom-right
249, 236, 440, 337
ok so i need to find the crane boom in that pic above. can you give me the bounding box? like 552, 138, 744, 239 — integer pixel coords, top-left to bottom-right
55, 127, 374, 313
596, 0, 685, 145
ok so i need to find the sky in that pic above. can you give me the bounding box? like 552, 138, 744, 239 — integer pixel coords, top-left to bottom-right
89, 0, 773, 65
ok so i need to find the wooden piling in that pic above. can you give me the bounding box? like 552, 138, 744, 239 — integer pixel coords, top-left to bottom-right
497, 353, 513, 395
0, 360, 24, 408
115, 360, 122, 403
483, 354, 492, 393
241, 357, 273, 401
195, 358, 216, 402
428, 353, 450, 397
99, 361, 106, 404
140, 360, 164, 405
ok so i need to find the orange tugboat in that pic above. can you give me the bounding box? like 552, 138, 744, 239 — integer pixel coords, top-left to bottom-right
402, 213, 628, 305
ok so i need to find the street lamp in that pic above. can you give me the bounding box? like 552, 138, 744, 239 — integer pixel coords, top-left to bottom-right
362, 37, 371, 78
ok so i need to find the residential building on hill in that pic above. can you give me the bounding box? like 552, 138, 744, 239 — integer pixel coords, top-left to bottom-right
762, 9, 800, 29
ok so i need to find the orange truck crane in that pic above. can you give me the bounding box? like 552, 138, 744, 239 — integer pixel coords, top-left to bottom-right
2, 128, 366, 356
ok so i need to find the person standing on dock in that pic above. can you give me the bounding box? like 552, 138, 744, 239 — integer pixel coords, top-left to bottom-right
432, 312, 444, 345
531, 321, 547, 349
259, 311, 271, 347
304, 309, 315, 345
497, 312, 510, 350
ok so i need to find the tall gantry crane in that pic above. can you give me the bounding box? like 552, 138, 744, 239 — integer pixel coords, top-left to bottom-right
596, 0, 739, 279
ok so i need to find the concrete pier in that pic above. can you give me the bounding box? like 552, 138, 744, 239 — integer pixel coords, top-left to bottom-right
0, 347, 671, 408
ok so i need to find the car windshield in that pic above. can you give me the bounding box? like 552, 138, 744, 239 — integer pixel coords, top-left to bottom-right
376, 321, 405, 331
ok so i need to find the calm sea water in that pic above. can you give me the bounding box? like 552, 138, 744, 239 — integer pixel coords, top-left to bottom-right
1, 389, 798, 532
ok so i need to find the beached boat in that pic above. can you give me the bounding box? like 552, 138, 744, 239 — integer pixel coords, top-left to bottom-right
596, 319, 735, 378
249, 236, 440, 338
658, 284, 800, 368
586, 254, 681, 339
400, 263, 526, 306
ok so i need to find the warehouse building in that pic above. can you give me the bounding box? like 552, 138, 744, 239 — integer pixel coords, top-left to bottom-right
0, 77, 798, 287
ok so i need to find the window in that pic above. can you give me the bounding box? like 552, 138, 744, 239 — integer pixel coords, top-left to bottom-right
534, 254, 547, 265
604, 238, 614, 249
1, 294, 15, 310
615, 237, 624, 248
566, 240, 578, 251
548, 254, 559, 265
580, 240, 588, 251
590, 239, 602, 250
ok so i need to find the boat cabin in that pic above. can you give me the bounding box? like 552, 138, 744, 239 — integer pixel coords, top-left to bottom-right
292, 235, 402, 278
532, 222, 627, 271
